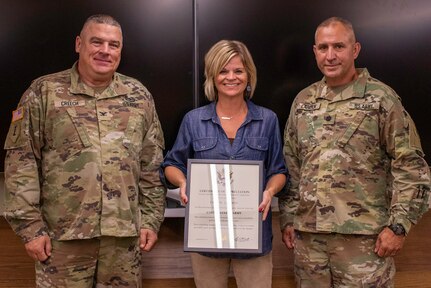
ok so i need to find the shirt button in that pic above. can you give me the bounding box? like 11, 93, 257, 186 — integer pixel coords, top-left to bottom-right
325, 115, 332, 121
201, 146, 205, 149
230, 156, 235, 159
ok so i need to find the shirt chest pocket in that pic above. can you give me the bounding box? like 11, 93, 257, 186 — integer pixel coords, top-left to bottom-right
337, 101, 380, 145
336, 108, 380, 162
51, 108, 91, 161
245, 137, 269, 160
336, 111, 367, 147
295, 102, 323, 150
192, 137, 218, 158
123, 113, 146, 158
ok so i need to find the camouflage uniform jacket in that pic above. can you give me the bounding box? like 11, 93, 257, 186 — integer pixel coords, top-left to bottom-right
4, 63, 166, 243
279, 68, 430, 235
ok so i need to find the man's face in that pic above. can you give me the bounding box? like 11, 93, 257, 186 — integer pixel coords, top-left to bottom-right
313, 22, 360, 87
75, 22, 122, 86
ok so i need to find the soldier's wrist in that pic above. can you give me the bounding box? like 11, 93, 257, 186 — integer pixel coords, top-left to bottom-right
281, 223, 294, 232
387, 223, 406, 236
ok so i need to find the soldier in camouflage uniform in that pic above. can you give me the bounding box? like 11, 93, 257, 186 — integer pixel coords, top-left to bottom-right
3, 14, 166, 287
279, 17, 430, 287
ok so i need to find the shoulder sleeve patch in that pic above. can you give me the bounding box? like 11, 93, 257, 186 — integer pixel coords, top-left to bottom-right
4, 120, 27, 149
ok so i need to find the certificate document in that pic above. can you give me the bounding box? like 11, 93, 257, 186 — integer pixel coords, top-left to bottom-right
184, 159, 263, 253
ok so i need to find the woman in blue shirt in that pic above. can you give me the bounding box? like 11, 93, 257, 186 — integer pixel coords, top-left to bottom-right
161, 40, 287, 288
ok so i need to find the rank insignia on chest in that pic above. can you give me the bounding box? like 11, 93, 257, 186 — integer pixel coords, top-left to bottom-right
98, 110, 113, 120
297, 102, 321, 111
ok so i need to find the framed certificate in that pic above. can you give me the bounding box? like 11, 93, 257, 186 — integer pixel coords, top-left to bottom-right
184, 159, 263, 253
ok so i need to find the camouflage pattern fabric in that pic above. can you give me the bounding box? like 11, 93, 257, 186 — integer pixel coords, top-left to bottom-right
279, 68, 430, 235
294, 231, 395, 288
4, 62, 166, 243
35, 236, 141, 288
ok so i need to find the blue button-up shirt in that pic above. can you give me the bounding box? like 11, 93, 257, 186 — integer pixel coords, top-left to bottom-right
161, 100, 287, 258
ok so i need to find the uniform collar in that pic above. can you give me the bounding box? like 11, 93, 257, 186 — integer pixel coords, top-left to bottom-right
316, 68, 369, 102
69, 62, 131, 99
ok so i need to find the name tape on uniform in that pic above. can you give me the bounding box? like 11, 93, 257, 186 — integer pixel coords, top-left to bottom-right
54, 100, 85, 108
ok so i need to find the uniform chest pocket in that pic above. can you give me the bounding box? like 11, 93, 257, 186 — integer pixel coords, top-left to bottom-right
245, 137, 269, 160
336, 101, 381, 150
123, 114, 146, 157
51, 108, 91, 161
336, 111, 366, 148
296, 110, 321, 151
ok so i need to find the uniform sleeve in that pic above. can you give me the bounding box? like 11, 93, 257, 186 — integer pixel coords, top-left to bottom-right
3, 84, 49, 243
139, 98, 167, 233
381, 95, 430, 234
278, 100, 301, 231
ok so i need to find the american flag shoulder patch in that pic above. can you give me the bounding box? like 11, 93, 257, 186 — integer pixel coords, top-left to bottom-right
12, 107, 24, 122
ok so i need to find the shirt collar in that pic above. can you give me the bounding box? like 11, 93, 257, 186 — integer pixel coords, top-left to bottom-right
316, 68, 369, 101
69, 62, 131, 98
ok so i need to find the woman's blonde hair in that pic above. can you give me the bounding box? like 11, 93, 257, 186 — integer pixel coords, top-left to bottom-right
204, 40, 257, 101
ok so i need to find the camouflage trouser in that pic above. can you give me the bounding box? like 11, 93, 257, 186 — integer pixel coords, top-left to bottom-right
35, 236, 141, 288
293, 231, 395, 288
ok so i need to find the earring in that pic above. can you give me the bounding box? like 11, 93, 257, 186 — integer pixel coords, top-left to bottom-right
245, 83, 251, 99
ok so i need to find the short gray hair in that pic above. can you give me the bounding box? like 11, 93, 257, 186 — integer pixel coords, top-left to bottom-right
315, 16, 356, 43
81, 14, 122, 35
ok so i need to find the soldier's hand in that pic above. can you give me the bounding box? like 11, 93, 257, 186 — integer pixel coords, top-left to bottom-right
140, 228, 158, 252
374, 227, 405, 257
24, 235, 51, 262
282, 226, 295, 249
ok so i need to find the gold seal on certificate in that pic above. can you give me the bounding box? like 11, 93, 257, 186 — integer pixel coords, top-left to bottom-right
184, 159, 263, 253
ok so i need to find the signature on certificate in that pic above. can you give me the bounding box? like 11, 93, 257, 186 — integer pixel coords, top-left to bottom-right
235, 236, 250, 243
